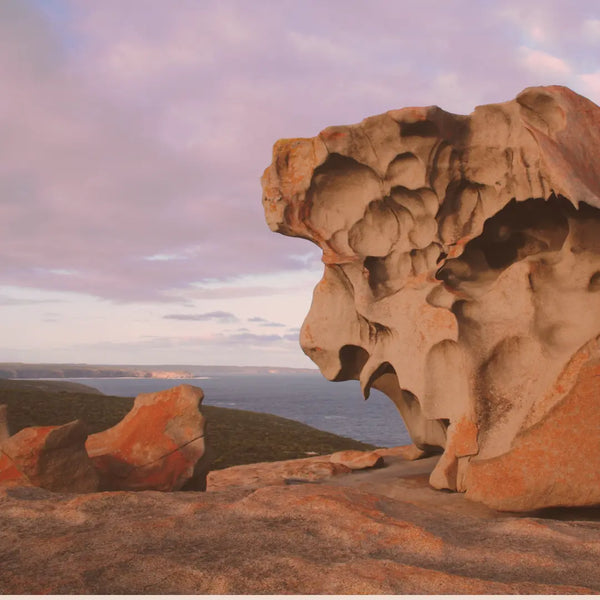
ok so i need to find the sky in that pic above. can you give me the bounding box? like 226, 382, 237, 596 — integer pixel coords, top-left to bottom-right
1, 0, 599, 367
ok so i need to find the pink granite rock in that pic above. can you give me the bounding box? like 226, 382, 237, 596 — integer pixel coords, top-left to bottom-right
1, 451, 599, 593
330, 449, 385, 469
86, 384, 209, 491
262, 85, 600, 510
0, 420, 99, 492
207, 454, 351, 490
374, 444, 429, 461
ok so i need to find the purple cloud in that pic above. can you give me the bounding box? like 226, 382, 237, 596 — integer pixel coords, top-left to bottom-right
224, 332, 284, 344
164, 311, 238, 323
0, 295, 60, 306
1, 0, 598, 308
282, 332, 300, 342
248, 317, 285, 327
248, 316, 286, 327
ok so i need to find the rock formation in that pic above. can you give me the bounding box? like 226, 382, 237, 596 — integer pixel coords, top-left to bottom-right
86, 384, 210, 491
207, 455, 352, 490
1, 450, 599, 594
0, 420, 99, 492
0, 384, 210, 493
330, 449, 384, 469
262, 85, 600, 511
207, 446, 395, 490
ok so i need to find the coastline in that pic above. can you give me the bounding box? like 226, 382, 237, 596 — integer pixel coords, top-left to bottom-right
0, 362, 319, 380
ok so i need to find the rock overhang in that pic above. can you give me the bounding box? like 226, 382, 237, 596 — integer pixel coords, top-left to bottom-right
262, 85, 600, 510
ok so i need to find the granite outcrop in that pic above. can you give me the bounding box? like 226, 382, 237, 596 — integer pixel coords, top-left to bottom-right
0, 420, 99, 492
262, 85, 600, 511
86, 384, 209, 491
1, 450, 599, 594
0, 384, 209, 492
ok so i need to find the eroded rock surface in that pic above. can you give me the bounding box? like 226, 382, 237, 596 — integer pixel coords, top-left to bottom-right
208, 455, 352, 490
0, 385, 210, 493
1, 453, 599, 594
330, 449, 385, 469
207, 446, 394, 490
86, 384, 209, 492
262, 85, 600, 510
0, 420, 99, 492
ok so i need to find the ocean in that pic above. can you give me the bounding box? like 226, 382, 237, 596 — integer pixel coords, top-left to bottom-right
60, 373, 410, 448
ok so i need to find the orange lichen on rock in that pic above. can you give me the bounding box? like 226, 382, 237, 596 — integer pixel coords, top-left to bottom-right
0, 421, 98, 492
0, 451, 30, 486
0, 385, 210, 494
465, 358, 600, 511
86, 384, 209, 492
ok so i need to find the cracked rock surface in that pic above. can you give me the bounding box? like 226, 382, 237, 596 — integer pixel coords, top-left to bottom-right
262, 85, 600, 511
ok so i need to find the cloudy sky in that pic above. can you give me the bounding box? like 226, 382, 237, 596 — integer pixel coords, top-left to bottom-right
1, 0, 599, 367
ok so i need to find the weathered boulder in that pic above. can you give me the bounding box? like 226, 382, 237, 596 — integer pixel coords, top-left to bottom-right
0, 420, 99, 492
86, 384, 209, 491
262, 85, 600, 511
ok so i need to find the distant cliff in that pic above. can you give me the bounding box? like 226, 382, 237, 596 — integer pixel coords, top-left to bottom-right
0, 363, 193, 379
0, 363, 316, 379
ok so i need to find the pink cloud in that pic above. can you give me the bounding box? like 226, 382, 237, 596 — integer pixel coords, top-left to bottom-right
2, 0, 599, 307
519, 47, 571, 77
164, 311, 238, 323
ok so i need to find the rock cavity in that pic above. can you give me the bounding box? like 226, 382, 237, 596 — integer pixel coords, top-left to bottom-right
262, 85, 600, 511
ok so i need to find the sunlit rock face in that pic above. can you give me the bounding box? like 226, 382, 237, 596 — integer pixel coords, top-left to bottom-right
262, 86, 600, 511
86, 384, 210, 492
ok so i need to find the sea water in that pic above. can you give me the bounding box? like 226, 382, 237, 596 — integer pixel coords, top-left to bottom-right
59, 373, 410, 448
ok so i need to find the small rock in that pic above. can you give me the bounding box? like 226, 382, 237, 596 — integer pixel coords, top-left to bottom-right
0, 404, 9, 443
208, 455, 352, 490
0, 452, 30, 487
374, 444, 429, 461
330, 449, 385, 470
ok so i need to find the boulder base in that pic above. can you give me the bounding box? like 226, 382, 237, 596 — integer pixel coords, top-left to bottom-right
0, 420, 99, 492
465, 358, 600, 511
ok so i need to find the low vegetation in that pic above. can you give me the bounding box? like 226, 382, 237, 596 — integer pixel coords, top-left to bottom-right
0, 378, 103, 395
0, 379, 375, 470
